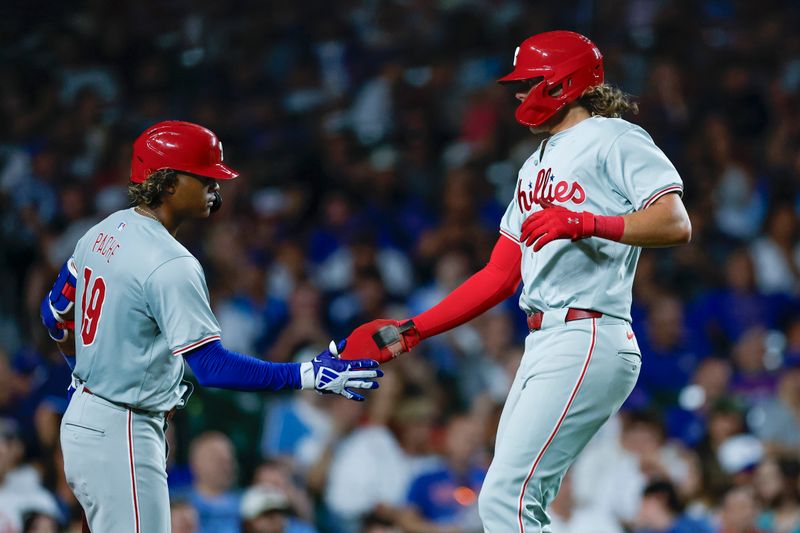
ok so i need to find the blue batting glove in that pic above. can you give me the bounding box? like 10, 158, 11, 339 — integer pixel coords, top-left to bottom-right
48, 258, 77, 314
300, 340, 383, 401
40, 293, 68, 342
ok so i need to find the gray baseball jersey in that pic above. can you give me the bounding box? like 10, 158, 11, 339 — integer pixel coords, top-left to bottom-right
71, 208, 221, 412
479, 117, 684, 532
499, 116, 683, 321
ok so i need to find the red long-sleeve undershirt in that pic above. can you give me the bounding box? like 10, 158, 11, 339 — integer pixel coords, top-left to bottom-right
412, 234, 522, 338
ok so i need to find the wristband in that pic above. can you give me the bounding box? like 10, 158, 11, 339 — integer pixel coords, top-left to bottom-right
592, 214, 625, 242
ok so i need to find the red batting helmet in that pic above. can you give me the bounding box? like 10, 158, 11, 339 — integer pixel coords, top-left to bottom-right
130, 120, 239, 183
498, 31, 604, 127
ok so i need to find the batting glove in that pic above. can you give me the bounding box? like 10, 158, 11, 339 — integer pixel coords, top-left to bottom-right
300, 340, 383, 401
521, 206, 625, 251
339, 319, 421, 363
40, 258, 78, 342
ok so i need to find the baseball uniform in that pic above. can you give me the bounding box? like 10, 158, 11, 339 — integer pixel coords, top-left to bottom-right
61, 207, 220, 532
478, 116, 683, 532
52, 120, 385, 533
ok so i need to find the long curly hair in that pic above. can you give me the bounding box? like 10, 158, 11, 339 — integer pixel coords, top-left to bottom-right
127, 169, 177, 208
578, 84, 639, 118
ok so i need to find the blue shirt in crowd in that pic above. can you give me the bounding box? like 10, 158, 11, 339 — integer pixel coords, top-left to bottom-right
406, 465, 486, 523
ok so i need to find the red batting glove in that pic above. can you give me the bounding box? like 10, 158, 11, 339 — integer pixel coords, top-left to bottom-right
339, 319, 421, 363
520, 206, 624, 252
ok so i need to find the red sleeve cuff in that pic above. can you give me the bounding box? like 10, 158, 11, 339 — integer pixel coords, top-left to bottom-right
173, 334, 222, 356
642, 185, 683, 209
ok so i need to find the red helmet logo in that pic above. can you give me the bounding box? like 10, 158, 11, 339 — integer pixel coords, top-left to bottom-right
130, 120, 239, 183
498, 31, 604, 127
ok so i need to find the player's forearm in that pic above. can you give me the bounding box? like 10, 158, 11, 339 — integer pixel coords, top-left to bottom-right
184, 340, 302, 391
56, 340, 76, 370
413, 235, 521, 338
619, 193, 691, 247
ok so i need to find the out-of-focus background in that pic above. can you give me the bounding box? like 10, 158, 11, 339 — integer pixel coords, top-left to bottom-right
2, 0, 800, 532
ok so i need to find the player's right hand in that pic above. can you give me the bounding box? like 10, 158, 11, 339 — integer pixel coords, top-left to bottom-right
299, 341, 383, 401
339, 319, 421, 363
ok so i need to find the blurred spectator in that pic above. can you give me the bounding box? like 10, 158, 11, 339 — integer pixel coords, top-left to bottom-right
750, 204, 800, 295
260, 392, 336, 472
631, 480, 712, 533
328, 267, 399, 338
730, 328, 778, 406
454, 310, 520, 405
0, 419, 61, 531
313, 388, 411, 532
716, 434, 765, 488
172, 499, 200, 533
239, 485, 316, 533
188, 432, 241, 533
360, 510, 402, 533
666, 358, 734, 446
549, 470, 623, 533
754, 458, 800, 533
21, 511, 60, 533
637, 295, 706, 405
402, 415, 486, 530
266, 284, 330, 363
687, 249, 783, 351
784, 318, 800, 366
575, 410, 702, 527
749, 363, 800, 456
316, 231, 414, 302
715, 485, 765, 533
708, 116, 766, 241
695, 399, 749, 501
251, 459, 314, 523
215, 259, 274, 355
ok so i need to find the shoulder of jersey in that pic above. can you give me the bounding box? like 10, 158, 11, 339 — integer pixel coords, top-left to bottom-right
585, 117, 650, 150
586, 116, 639, 136
81, 208, 195, 266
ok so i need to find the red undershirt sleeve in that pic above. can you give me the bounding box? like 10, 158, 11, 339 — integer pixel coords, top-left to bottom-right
412, 234, 522, 338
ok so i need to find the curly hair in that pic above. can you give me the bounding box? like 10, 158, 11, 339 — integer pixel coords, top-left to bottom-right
127, 169, 177, 208
578, 84, 639, 118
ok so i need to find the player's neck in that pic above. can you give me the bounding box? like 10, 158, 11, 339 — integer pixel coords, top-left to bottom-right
547, 105, 591, 135
137, 204, 182, 235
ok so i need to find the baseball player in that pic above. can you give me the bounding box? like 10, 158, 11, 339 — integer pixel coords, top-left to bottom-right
39, 121, 383, 532
339, 31, 691, 532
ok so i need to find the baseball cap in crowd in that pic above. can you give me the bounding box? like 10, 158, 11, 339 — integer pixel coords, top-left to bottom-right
240, 486, 291, 520
717, 434, 764, 474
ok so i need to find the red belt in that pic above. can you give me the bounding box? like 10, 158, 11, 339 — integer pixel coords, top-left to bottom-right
82, 385, 176, 420
527, 308, 603, 331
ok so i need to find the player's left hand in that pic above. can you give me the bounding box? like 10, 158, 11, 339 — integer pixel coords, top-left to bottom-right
521, 206, 596, 251
300, 340, 384, 401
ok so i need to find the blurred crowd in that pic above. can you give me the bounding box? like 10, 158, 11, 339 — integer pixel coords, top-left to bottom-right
3, 0, 800, 531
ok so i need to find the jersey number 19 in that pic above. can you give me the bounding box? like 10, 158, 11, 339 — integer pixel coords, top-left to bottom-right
80, 267, 106, 346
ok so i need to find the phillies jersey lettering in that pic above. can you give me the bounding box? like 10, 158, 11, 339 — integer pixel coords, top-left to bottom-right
500, 117, 683, 321
517, 167, 586, 212
71, 208, 221, 411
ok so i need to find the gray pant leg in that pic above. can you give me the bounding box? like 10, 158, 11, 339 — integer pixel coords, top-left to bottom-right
61, 389, 170, 532
478, 321, 640, 533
